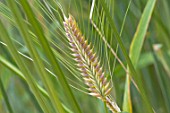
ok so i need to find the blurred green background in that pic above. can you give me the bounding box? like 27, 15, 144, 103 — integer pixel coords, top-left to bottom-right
0, 0, 170, 113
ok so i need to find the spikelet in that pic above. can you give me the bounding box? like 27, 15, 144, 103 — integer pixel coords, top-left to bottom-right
63, 15, 121, 113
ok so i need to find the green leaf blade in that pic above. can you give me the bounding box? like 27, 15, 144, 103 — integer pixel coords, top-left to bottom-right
130, 0, 157, 67
123, 0, 156, 112
18, 1, 82, 113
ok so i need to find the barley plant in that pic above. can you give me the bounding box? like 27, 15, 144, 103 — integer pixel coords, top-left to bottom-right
0, 0, 170, 113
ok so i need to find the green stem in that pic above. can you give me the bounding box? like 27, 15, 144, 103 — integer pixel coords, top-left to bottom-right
104, 102, 109, 113
0, 76, 14, 113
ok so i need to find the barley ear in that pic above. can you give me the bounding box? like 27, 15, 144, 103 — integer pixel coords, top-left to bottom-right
63, 14, 121, 113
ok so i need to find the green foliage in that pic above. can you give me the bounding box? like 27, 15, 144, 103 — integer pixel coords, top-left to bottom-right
123, 0, 156, 112
0, 0, 170, 113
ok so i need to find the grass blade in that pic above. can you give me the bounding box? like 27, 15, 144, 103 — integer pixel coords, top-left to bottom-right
0, 55, 74, 113
0, 55, 48, 98
129, 0, 156, 66
98, 0, 155, 112
19, 1, 82, 113
0, 17, 50, 113
123, 0, 156, 112
0, 76, 14, 113
155, 47, 170, 78
7, 0, 65, 112
149, 40, 170, 113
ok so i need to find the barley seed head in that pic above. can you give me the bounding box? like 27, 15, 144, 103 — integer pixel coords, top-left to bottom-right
63, 15, 121, 113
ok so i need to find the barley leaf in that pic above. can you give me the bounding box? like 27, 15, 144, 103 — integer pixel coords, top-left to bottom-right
0, 76, 14, 113
150, 43, 170, 113
6, 0, 65, 112
150, 42, 170, 112
18, 0, 82, 113
123, 0, 156, 112
0, 17, 50, 113
129, 0, 156, 67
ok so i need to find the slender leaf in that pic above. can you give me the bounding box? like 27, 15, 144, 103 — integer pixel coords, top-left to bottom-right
0, 55, 49, 98
98, 0, 154, 112
123, 0, 156, 112
0, 17, 50, 113
7, 0, 65, 112
19, 1, 82, 113
149, 40, 170, 113
0, 76, 14, 113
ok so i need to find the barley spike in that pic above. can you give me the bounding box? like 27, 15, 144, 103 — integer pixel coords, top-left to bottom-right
63, 14, 121, 113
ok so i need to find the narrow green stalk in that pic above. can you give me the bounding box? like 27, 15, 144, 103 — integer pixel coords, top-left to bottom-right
19, 1, 82, 113
123, 0, 156, 112
0, 76, 14, 113
0, 19, 50, 113
104, 103, 109, 113
0, 55, 48, 98
98, 0, 154, 112
7, 0, 65, 112
149, 39, 170, 113
0, 54, 74, 113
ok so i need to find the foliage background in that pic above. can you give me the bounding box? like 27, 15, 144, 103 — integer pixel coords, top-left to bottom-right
0, 0, 170, 113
